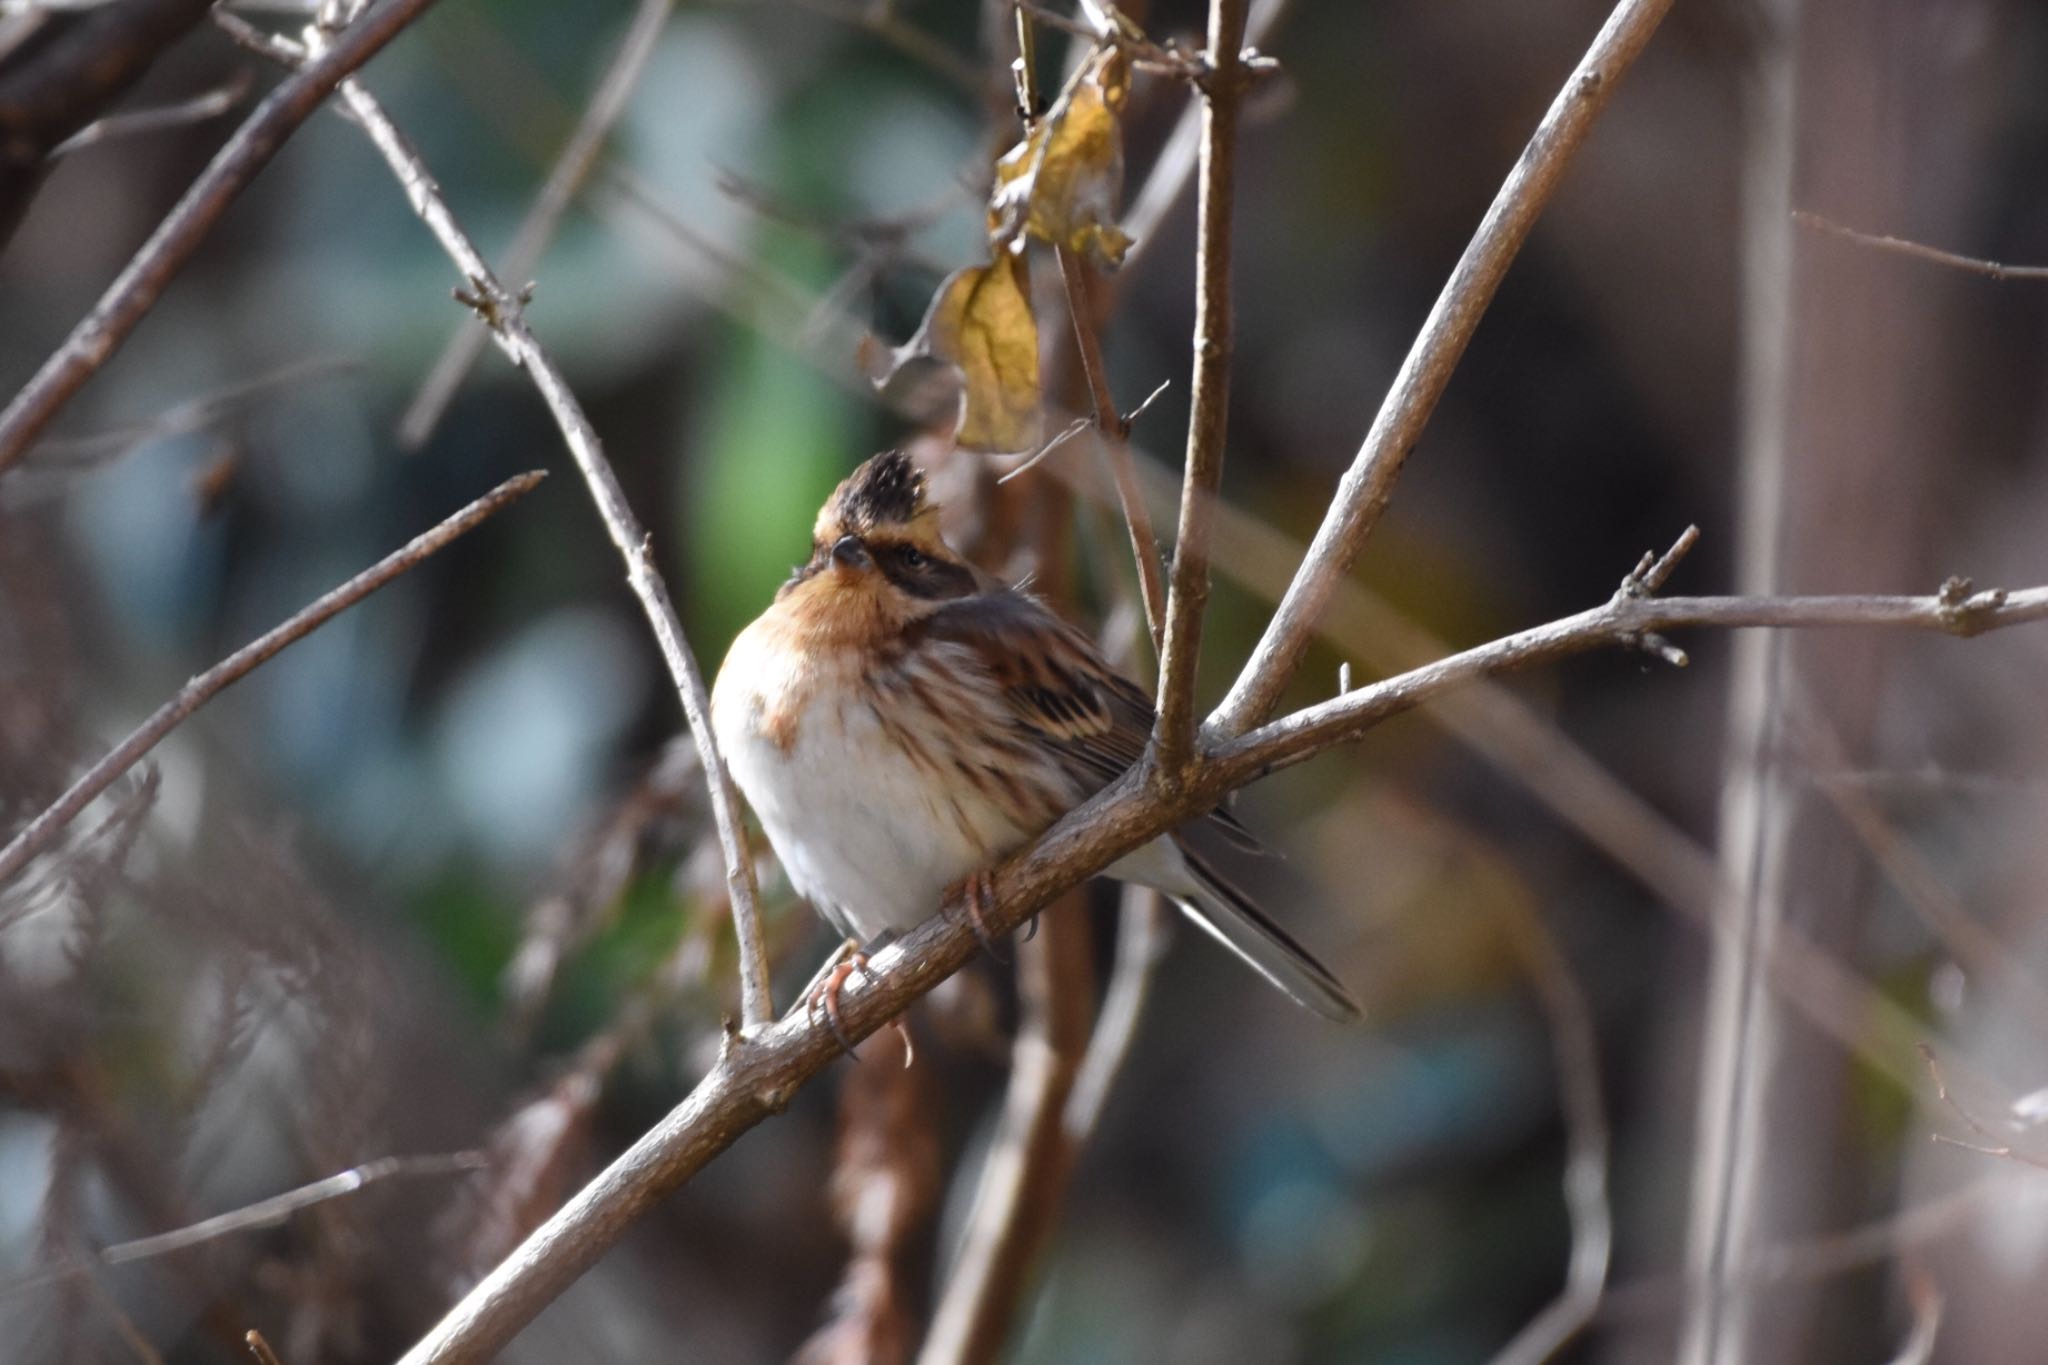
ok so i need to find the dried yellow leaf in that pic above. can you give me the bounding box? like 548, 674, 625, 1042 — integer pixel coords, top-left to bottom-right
869, 253, 1041, 453
990, 45, 1133, 270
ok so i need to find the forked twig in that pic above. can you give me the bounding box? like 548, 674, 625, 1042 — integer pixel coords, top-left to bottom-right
1210, 0, 1678, 736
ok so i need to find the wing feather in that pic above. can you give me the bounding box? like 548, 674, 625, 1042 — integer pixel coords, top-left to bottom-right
921, 590, 1261, 850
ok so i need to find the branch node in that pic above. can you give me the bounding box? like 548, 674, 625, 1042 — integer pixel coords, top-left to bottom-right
1621, 524, 1701, 598
1936, 575, 2009, 636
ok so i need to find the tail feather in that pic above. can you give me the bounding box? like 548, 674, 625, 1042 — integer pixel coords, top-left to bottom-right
1170, 845, 1363, 1023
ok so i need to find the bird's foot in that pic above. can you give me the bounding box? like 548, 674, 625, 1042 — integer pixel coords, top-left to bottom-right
946, 868, 1006, 960
804, 935, 913, 1065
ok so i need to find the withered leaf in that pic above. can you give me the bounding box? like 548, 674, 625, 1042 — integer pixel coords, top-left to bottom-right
990, 45, 1134, 270
867, 252, 1041, 453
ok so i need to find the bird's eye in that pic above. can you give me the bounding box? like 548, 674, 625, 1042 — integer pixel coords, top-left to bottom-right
899, 546, 929, 570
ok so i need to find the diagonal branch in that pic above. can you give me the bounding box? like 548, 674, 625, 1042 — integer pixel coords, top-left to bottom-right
258, 14, 775, 1031
1151, 0, 1251, 777
1208, 0, 1677, 737
0, 0, 447, 471
0, 470, 545, 893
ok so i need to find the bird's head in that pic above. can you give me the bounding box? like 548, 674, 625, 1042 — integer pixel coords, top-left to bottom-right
780, 451, 980, 608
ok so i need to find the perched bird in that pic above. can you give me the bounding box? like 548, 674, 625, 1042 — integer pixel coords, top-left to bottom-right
709, 451, 1361, 1023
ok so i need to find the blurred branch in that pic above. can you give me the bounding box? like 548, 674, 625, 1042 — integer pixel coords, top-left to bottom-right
1055, 244, 1165, 648
777, 0, 981, 92
1, 1154, 484, 1299
1486, 899, 1612, 1365
48, 67, 251, 154
1209, 0, 1676, 737
244, 1330, 286, 1365
242, 18, 777, 1032
1063, 885, 1165, 1141
1886, 1270, 1943, 1365
793, 1026, 935, 1365
0, 470, 545, 892
19, 353, 354, 468
919, 893, 1094, 1365
0, 0, 216, 243
1793, 209, 2048, 283
0, 0, 447, 471
1150, 0, 1250, 776
395, 0, 676, 449
1602, 1176, 2000, 1323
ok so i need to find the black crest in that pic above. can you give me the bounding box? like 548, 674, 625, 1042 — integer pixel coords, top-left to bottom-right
821, 450, 928, 536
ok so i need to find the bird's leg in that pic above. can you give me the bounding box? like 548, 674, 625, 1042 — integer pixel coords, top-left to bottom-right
945, 868, 1006, 961
804, 933, 910, 1063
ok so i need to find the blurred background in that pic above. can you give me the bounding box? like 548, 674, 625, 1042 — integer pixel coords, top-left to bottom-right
5, 0, 2048, 1361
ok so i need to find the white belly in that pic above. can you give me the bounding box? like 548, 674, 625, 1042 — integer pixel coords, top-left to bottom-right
711, 634, 1037, 942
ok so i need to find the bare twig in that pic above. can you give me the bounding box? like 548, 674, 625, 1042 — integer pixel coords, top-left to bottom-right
245, 1330, 286, 1365
395, 0, 676, 449
49, 69, 252, 155
1209, 0, 1677, 736
1, 1153, 485, 1299
19, 353, 355, 469
0, 0, 448, 470
0, 471, 545, 890
1886, 1270, 1943, 1365
1600, 1177, 2000, 1322
1055, 244, 1166, 647
254, 22, 774, 1031
393, 549, 2048, 1364
1210, 573, 2048, 784
1151, 0, 1251, 776
1793, 210, 2048, 283
1487, 898, 1612, 1365
1920, 1045, 2048, 1172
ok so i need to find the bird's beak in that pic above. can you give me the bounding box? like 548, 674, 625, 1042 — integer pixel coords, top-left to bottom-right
830, 535, 869, 570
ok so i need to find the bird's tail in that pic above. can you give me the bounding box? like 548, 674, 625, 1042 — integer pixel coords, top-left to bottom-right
1169, 844, 1364, 1022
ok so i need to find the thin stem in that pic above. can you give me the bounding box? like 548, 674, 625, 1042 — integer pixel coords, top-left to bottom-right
0, 471, 545, 891
1152, 0, 1250, 777
1793, 209, 2048, 283
1215, 582, 2048, 783
0, 0, 448, 472
271, 22, 775, 1032
396, 0, 677, 449
1055, 244, 1165, 648
1209, 0, 1677, 737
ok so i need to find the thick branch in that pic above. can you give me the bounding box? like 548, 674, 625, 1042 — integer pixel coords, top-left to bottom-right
269, 21, 775, 1032
1151, 0, 1250, 776
1208, 0, 1676, 736
0, 471, 545, 891
0, 0, 447, 470
395, 562, 2048, 1364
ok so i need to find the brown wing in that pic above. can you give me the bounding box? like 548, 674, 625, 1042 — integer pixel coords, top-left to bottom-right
922, 589, 1261, 850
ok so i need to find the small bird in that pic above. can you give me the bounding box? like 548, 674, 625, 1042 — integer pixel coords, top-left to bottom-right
709, 451, 1361, 1023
